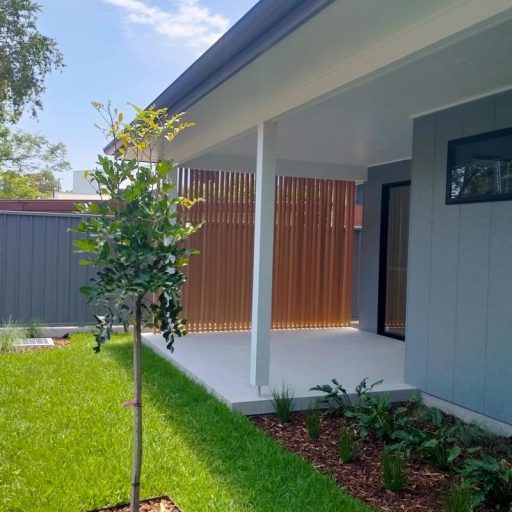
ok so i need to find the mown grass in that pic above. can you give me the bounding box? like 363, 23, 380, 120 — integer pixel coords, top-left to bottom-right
0, 333, 373, 512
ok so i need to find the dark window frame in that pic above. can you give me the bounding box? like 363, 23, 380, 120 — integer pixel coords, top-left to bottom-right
446, 126, 512, 205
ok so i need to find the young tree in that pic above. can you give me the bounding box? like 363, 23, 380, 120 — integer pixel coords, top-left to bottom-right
74, 103, 200, 512
0, 0, 64, 123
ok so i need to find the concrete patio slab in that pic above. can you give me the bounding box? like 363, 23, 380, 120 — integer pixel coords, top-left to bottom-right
143, 328, 415, 415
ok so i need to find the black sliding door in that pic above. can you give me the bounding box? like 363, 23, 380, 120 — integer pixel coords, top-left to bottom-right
378, 181, 410, 340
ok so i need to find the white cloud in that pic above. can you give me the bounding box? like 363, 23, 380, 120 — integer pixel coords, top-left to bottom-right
104, 0, 230, 49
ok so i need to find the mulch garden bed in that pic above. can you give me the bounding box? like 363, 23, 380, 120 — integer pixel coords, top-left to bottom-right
93, 496, 180, 512
251, 412, 508, 512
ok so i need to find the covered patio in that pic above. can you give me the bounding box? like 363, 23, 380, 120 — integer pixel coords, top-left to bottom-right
143, 328, 414, 415
123, 1, 512, 425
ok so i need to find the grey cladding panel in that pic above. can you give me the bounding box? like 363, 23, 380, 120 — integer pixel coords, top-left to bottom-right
485, 202, 512, 424
453, 203, 490, 412
405, 115, 435, 390
425, 108, 463, 400
407, 90, 512, 425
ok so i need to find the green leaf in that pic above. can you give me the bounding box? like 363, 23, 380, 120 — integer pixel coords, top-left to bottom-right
423, 439, 439, 449
79, 259, 93, 266
101, 243, 111, 258
73, 239, 97, 252
87, 202, 102, 214
447, 445, 461, 464
156, 160, 173, 177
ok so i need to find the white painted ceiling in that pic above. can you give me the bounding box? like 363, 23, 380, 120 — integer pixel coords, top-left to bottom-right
200, 15, 512, 169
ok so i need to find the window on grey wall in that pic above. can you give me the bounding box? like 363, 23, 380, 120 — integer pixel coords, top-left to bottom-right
446, 127, 512, 204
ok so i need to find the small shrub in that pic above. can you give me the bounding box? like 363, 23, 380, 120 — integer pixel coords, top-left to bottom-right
346, 392, 396, 439
339, 427, 357, 463
389, 426, 429, 456
450, 422, 494, 449
272, 384, 294, 423
420, 435, 462, 470
305, 400, 321, 440
444, 483, 476, 512
415, 404, 444, 426
310, 378, 352, 414
355, 377, 384, 403
460, 455, 512, 507
0, 319, 27, 353
25, 319, 44, 338
381, 450, 406, 492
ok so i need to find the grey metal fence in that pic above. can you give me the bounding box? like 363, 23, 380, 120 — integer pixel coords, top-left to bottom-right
0, 212, 98, 325
0, 210, 364, 326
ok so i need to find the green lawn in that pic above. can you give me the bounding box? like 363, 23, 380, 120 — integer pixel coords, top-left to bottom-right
0, 333, 373, 512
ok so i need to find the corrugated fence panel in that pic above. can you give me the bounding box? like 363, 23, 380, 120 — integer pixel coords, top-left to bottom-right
0, 212, 98, 325
178, 169, 355, 332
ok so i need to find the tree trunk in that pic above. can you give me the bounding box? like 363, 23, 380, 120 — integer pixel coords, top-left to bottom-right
130, 295, 143, 512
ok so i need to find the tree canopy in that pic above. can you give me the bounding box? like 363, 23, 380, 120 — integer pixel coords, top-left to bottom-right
0, 126, 69, 198
0, 0, 64, 123
0, 125, 70, 174
0, 0, 67, 198
0, 169, 59, 198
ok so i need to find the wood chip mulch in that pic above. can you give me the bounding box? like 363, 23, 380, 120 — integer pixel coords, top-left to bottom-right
93, 496, 180, 512
252, 412, 455, 512
53, 336, 70, 348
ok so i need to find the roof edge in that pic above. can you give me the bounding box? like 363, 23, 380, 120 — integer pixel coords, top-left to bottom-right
105, 0, 335, 154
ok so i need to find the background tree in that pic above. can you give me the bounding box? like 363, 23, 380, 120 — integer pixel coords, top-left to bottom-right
0, 125, 70, 198
0, 125, 70, 174
0, 0, 64, 123
0, 169, 59, 198
0, 1, 68, 198
74, 103, 200, 512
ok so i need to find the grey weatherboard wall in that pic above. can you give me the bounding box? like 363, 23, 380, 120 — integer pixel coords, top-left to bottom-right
0, 212, 98, 325
359, 160, 411, 333
405, 90, 512, 425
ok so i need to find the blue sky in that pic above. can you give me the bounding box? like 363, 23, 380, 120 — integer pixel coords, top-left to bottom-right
18, 0, 258, 190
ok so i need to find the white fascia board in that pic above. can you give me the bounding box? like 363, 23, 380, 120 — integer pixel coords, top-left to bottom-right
171, 0, 512, 164
183, 153, 368, 181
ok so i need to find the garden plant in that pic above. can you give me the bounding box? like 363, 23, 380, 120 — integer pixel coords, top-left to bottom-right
74, 102, 200, 512
381, 450, 406, 492
258, 376, 512, 510
271, 383, 295, 423
339, 427, 357, 463
305, 399, 321, 440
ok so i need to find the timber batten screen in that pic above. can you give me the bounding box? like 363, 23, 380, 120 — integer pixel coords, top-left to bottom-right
177, 169, 354, 332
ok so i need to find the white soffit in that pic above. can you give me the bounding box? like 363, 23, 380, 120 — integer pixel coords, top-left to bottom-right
171, 0, 512, 168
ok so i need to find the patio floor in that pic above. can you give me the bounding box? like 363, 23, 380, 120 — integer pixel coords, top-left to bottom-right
143, 327, 416, 414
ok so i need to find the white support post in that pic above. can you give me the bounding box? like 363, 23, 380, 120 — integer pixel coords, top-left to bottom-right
250, 121, 277, 387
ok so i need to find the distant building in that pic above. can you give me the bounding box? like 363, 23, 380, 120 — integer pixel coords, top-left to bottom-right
54, 170, 103, 200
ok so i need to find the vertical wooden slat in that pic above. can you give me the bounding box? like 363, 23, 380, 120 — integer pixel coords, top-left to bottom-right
178, 169, 355, 332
